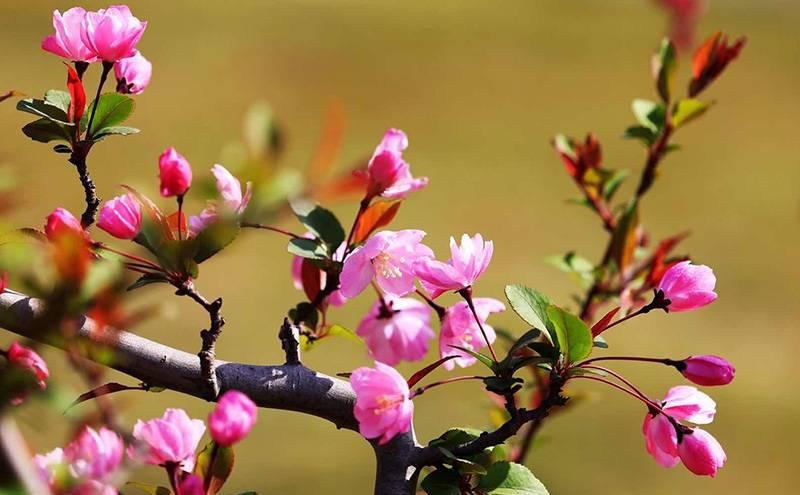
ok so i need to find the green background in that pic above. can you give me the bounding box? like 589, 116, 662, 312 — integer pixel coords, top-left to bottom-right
1, 1, 797, 493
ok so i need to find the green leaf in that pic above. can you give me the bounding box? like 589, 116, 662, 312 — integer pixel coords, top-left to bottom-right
16, 98, 71, 124
672, 99, 710, 128
92, 125, 140, 140
507, 328, 543, 356
602, 169, 629, 201
22, 118, 72, 143
421, 468, 462, 495
127, 272, 171, 291
192, 219, 240, 264
79, 258, 122, 302
631, 99, 666, 133
546, 305, 593, 364
290, 200, 345, 251
477, 462, 550, 495
437, 447, 488, 475
609, 200, 639, 273
194, 441, 235, 495
44, 90, 71, 113
287, 237, 327, 260
623, 125, 657, 146
53, 144, 72, 153
84, 93, 134, 139
504, 285, 551, 331
653, 38, 677, 103
545, 252, 595, 288
448, 345, 495, 371
327, 324, 363, 345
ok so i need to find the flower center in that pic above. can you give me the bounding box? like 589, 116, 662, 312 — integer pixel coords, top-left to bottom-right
374, 394, 403, 414
373, 252, 402, 279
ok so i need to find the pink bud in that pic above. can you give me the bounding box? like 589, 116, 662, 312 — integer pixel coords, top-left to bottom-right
211, 164, 251, 213
41, 8, 96, 62
679, 355, 735, 386
45, 208, 84, 240
129, 408, 205, 470
115, 50, 152, 95
80, 6, 147, 62
7, 341, 49, 389
97, 194, 142, 240
657, 261, 717, 312
64, 426, 124, 482
440, 298, 504, 369
177, 474, 205, 495
350, 362, 413, 445
415, 233, 494, 299
208, 390, 258, 446
678, 428, 726, 477
158, 147, 193, 197
365, 129, 428, 200
642, 413, 680, 468
356, 296, 434, 366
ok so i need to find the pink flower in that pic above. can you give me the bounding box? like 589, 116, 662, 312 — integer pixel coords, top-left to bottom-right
291, 238, 347, 307
80, 5, 147, 62
41, 8, 96, 62
679, 355, 735, 386
34, 448, 65, 488
208, 390, 258, 446
415, 234, 493, 299
64, 426, 124, 482
642, 413, 680, 468
678, 427, 726, 477
97, 194, 142, 240
350, 362, 413, 445
364, 129, 428, 200
188, 165, 252, 236
7, 341, 49, 389
356, 297, 434, 365
129, 408, 205, 470
115, 50, 152, 95
45, 208, 84, 240
158, 147, 193, 197
340, 230, 433, 298
439, 298, 504, 369
177, 474, 205, 495
657, 261, 717, 312
660, 385, 716, 424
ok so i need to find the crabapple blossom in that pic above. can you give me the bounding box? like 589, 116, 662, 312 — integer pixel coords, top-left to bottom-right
208, 390, 258, 446
177, 474, 205, 495
64, 426, 124, 483
660, 385, 716, 424
340, 229, 433, 298
657, 261, 717, 312
7, 341, 49, 389
97, 194, 142, 240
33, 448, 65, 488
45, 208, 83, 240
115, 50, 152, 95
439, 298, 504, 369
364, 129, 428, 200
188, 164, 251, 236
678, 427, 727, 477
80, 5, 147, 62
643, 413, 680, 468
415, 233, 494, 299
41, 7, 96, 62
129, 408, 205, 471
679, 355, 735, 386
158, 147, 193, 197
356, 296, 434, 365
350, 362, 413, 445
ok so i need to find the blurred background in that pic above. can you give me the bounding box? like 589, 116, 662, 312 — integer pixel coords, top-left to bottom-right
1, 0, 798, 493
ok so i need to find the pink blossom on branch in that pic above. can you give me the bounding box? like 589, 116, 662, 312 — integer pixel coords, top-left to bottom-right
356, 296, 434, 366
660, 385, 716, 424
340, 229, 433, 298
678, 427, 727, 477
7, 341, 49, 389
115, 50, 152, 95
440, 298, 504, 369
208, 390, 258, 446
364, 129, 428, 200
97, 194, 142, 240
188, 164, 252, 236
415, 233, 494, 299
129, 408, 205, 471
679, 355, 736, 386
80, 5, 147, 62
351, 362, 413, 445
158, 147, 193, 197
643, 413, 680, 468
45, 207, 84, 240
64, 426, 124, 483
41, 8, 96, 62
657, 260, 717, 312
177, 474, 205, 495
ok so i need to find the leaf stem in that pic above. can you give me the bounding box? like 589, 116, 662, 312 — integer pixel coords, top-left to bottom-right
410, 375, 484, 399
457, 287, 498, 363
85, 61, 113, 140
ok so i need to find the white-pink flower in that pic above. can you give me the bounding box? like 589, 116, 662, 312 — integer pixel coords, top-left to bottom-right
439, 298, 504, 369
115, 50, 152, 95
80, 5, 147, 62
364, 129, 428, 200
340, 229, 433, 298
658, 261, 717, 312
129, 408, 205, 471
350, 362, 413, 445
64, 426, 124, 482
41, 8, 96, 62
356, 296, 434, 365
188, 164, 252, 236
415, 233, 494, 299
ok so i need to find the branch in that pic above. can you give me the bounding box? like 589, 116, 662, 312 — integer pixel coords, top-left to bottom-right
68, 143, 100, 229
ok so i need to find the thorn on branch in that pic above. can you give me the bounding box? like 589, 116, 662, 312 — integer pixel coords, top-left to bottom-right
279, 318, 301, 365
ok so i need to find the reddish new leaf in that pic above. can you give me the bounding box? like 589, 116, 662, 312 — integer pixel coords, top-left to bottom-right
591, 306, 620, 337
66, 382, 146, 412
308, 101, 346, 184
353, 201, 401, 244
300, 258, 322, 302
166, 210, 188, 235
646, 231, 690, 286
407, 356, 458, 388
689, 32, 746, 97
65, 64, 86, 125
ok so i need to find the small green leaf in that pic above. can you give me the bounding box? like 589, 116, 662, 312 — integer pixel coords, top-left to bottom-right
609, 200, 639, 273
287, 237, 327, 260
290, 200, 345, 251
127, 272, 170, 291
421, 468, 462, 495
17, 98, 72, 124
672, 99, 710, 128
194, 441, 235, 495
504, 285, 551, 331
477, 462, 550, 495
631, 99, 666, 133
602, 169, 629, 201
79, 258, 122, 302
83, 93, 134, 139
653, 38, 677, 103
623, 125, 657, 146
327, 324, 363, 345
192, 219, 240, 264
22, 118, 72, 143
546, 305, 593, 364
92, 125, 140, 140
44, 90, 71, 114
448, 345, 495, 371
53, 144, 72, 153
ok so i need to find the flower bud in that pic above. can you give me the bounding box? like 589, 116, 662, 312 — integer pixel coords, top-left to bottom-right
80, 6, 147, 62
678, 428, 726, 477
679, 355, 735, 386
657, 261, 717, 312
45, 208, 84, 240
97, 194, 142, 240
158, 147, 193, 197
115, 51, 152, 95
7, 341, 49, 389
208, 390, 258, 446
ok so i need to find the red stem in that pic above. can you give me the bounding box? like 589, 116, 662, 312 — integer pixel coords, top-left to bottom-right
458, 287, 498, 363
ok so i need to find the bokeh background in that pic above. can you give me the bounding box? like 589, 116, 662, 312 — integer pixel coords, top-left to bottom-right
1, 0, 798, 493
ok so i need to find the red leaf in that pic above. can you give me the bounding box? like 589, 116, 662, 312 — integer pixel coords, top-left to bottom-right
591, 306, 620, 337
300, 259, 322, 302
308, 101, 346, 184
166, 210, 188, 235
313, 165, 370, 202
65, 64, 86, 125
66, 382, 145, 412
353, 201, 401, 244
646, 231, 690, 286
407, 356, 458, 388
689, 32, 746, 97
